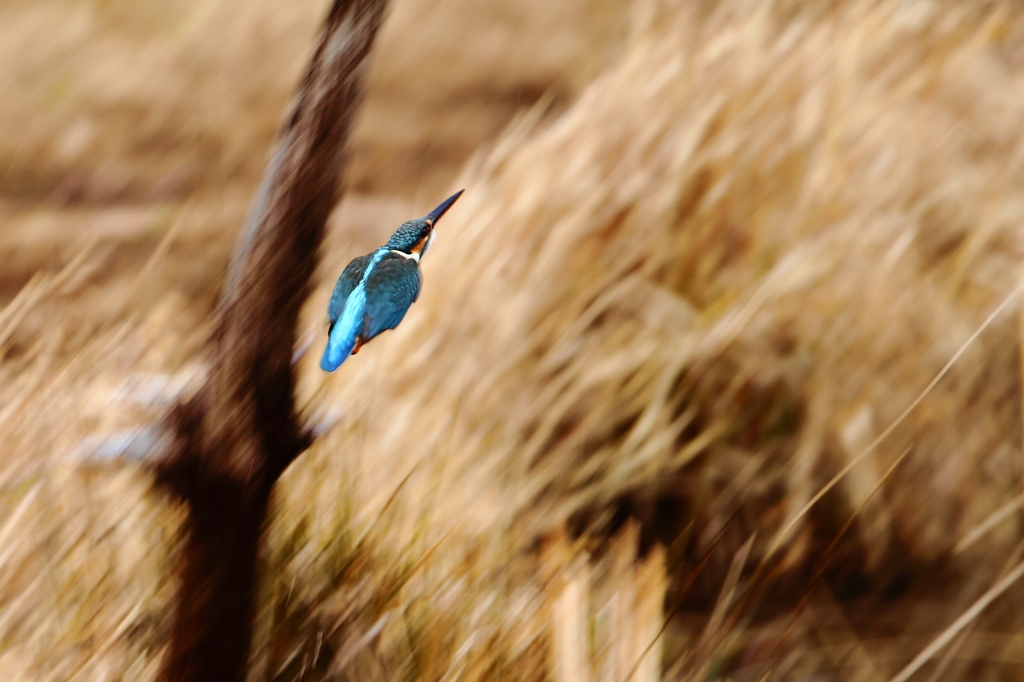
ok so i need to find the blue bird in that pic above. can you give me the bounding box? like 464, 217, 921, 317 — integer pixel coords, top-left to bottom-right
320, 189, 464, 372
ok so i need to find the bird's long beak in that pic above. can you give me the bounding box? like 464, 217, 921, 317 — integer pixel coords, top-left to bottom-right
424, 189, 464, 226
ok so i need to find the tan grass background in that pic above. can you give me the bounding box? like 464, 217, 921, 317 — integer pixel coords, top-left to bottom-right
4, 0, 1024, 680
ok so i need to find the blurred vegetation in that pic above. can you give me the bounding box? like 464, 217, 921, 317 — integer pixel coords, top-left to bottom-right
4, 0, 1024, 680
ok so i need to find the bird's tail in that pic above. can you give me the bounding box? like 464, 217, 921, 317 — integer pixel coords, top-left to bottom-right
320, 320, 359, 372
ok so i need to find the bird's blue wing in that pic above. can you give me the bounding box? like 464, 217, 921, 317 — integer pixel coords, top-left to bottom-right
362, 253, 422, 341
328, 253, 373, 327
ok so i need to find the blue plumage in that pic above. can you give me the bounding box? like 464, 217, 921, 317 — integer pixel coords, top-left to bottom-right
320, 190, 464, 372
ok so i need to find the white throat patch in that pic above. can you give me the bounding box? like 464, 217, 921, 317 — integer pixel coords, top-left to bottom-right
390, 249, 421, 262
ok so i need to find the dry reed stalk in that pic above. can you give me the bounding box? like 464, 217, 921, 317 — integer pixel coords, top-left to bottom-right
627, 545, 667, 682
545, 531, 591, 682
545, 523, 667, 682
552, 562, 591, 682
603, 523, 642, 682
0, 240, 96, 350
889, 555, 1024, 682
954, 493, 1024, 555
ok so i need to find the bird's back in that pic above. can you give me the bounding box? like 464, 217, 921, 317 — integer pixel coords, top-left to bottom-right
361, 252, 422, 340
321, 249, 388, 371
327, 252, 375, 329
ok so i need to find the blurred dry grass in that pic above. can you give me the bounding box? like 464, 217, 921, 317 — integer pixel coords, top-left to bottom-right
5, 0, 1024, 680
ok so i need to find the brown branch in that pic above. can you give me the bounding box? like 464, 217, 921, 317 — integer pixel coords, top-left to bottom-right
154, 1, 389, 679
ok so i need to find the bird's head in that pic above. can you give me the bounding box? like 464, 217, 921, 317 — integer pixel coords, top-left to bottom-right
386, 189, 464, 257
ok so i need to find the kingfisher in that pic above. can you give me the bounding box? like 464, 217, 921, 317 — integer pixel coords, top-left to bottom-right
320, 189, 464, 372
